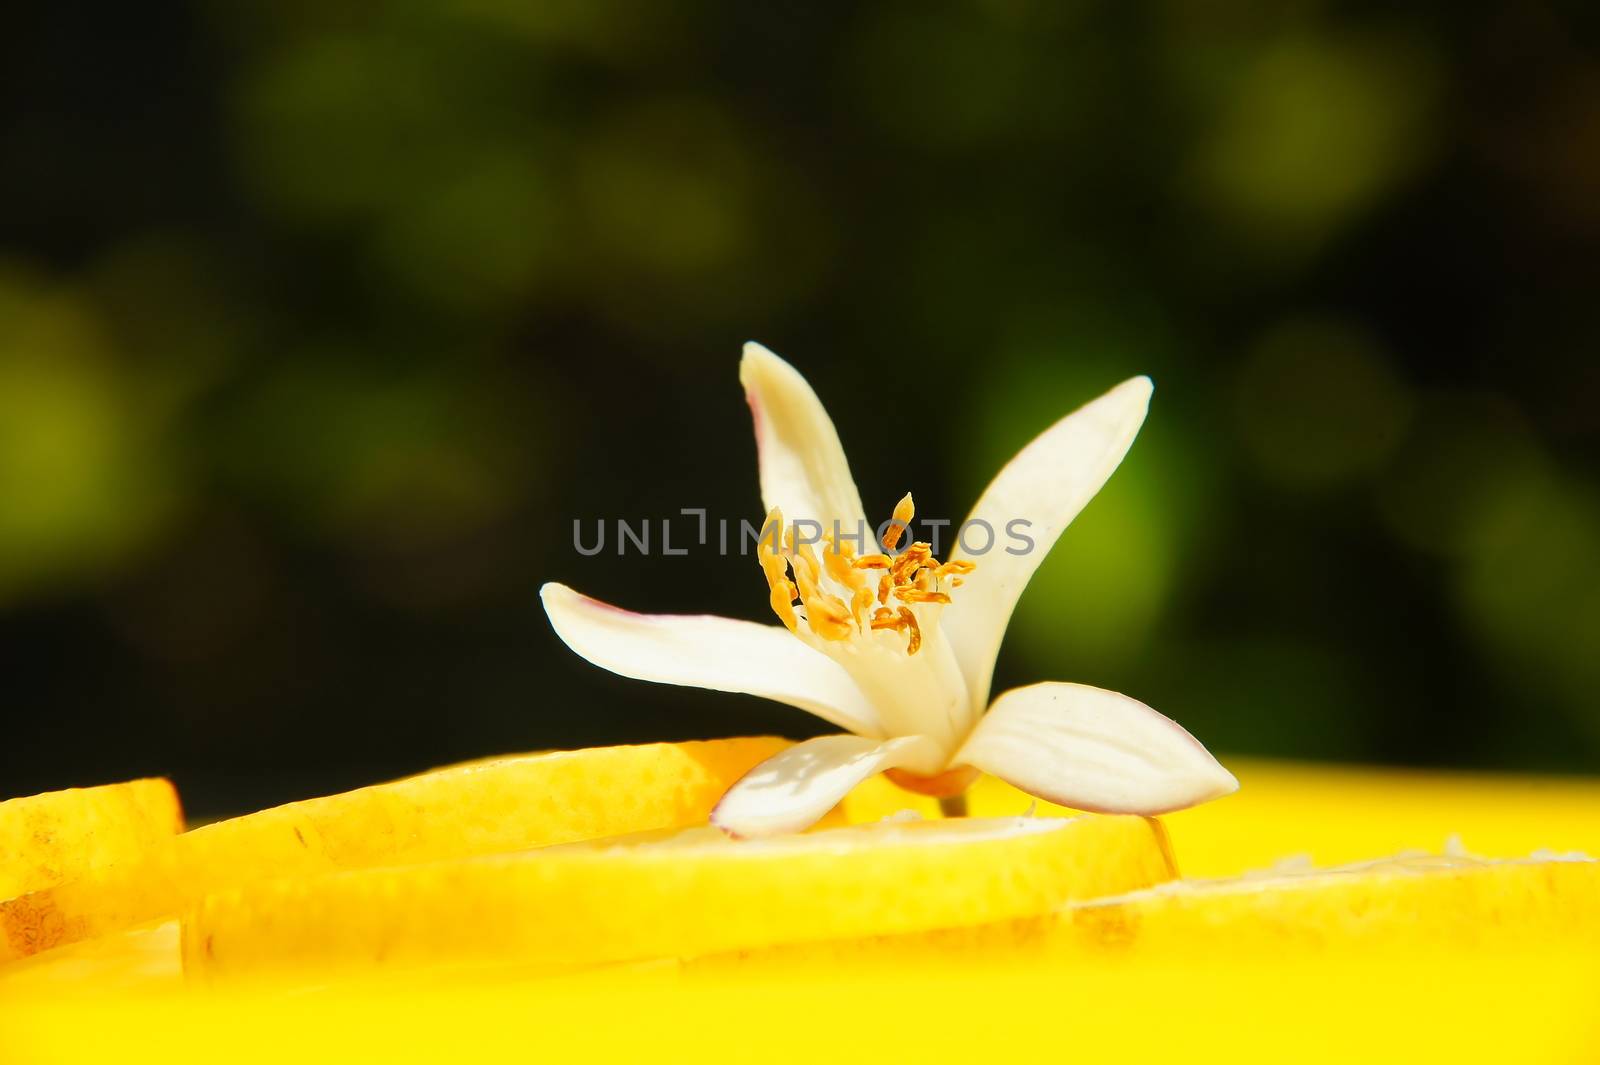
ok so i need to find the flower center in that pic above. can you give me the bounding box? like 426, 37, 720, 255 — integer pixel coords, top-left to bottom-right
758, 494, 973, 656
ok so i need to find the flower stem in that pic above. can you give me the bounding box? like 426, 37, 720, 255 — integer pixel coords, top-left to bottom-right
938, 792, 968, 819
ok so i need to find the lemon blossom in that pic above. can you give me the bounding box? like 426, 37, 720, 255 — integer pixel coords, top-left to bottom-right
542, 343, 1237, 837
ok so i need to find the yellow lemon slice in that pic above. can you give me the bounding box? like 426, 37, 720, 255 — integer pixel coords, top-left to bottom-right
2, 738, 784, 961
1064, 846, 1600, 953
185, 813, 1176, 980
845, 761, 1600, 877
688, 845, 1599, 968
171, 736, 789, 878
0, 922, 181, 996
0, 778, 182, 901
1, 779, 182, 960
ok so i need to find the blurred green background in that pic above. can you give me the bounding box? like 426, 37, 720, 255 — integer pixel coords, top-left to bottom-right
3, 3, 1598, 814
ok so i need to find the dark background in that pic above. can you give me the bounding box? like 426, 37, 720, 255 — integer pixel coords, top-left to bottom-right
3, 3, 1598, 816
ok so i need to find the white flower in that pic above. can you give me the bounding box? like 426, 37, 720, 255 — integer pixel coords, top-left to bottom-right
542, 343, 1237, 837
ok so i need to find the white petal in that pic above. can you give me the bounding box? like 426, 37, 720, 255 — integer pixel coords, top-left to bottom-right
711, 734, 946, 837
541, 583, 881, 736
943, 376, 1153, 707
740, 342, 868, 531
955, 682, 1237, 814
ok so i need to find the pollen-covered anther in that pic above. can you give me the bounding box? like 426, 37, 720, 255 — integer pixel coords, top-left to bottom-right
894, 587, 952, 605
867, 604, 923, 655
805, 596, 855, 641
897, 606, 922, 655
891, 543, 933, 583
852, 553, 892, 570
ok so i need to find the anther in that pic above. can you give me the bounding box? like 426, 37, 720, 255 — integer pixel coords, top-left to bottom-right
891, 543, 932, 583
757, 494, 978, 656
894, 588, 952, 605
882, 493, 915, 552
898, 606, 922, 655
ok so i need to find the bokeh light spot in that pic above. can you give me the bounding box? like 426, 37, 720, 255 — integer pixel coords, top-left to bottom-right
1458, 473, 1600, 741
1234, 317, 1411, 488
0, 272, 181, 600
1377, 392, 1543, 556
1190, 34, 1439, 246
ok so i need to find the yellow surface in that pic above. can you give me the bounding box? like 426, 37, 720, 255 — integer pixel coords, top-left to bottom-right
185, 814, 1174, 979
2, 738, 786, 960
844, 757, 1600, 875
3, 953, 1598, 1063
0, 779, 182, 960
5, 758, 1600, 1064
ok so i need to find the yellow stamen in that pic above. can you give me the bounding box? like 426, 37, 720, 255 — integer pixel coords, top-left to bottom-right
806, 594, 855, 640
864, 604, 924, 655
755, 494, 976, 656
757, 508, 798, 633
898, 606, 922, 655
821, 539, 858, 587
789, 533, 821, 585
891, 543, 933, 583
850, 586, 875, 628
817, 529, 875, 630
894, 587, 952, 605
882, 493, 915, 552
